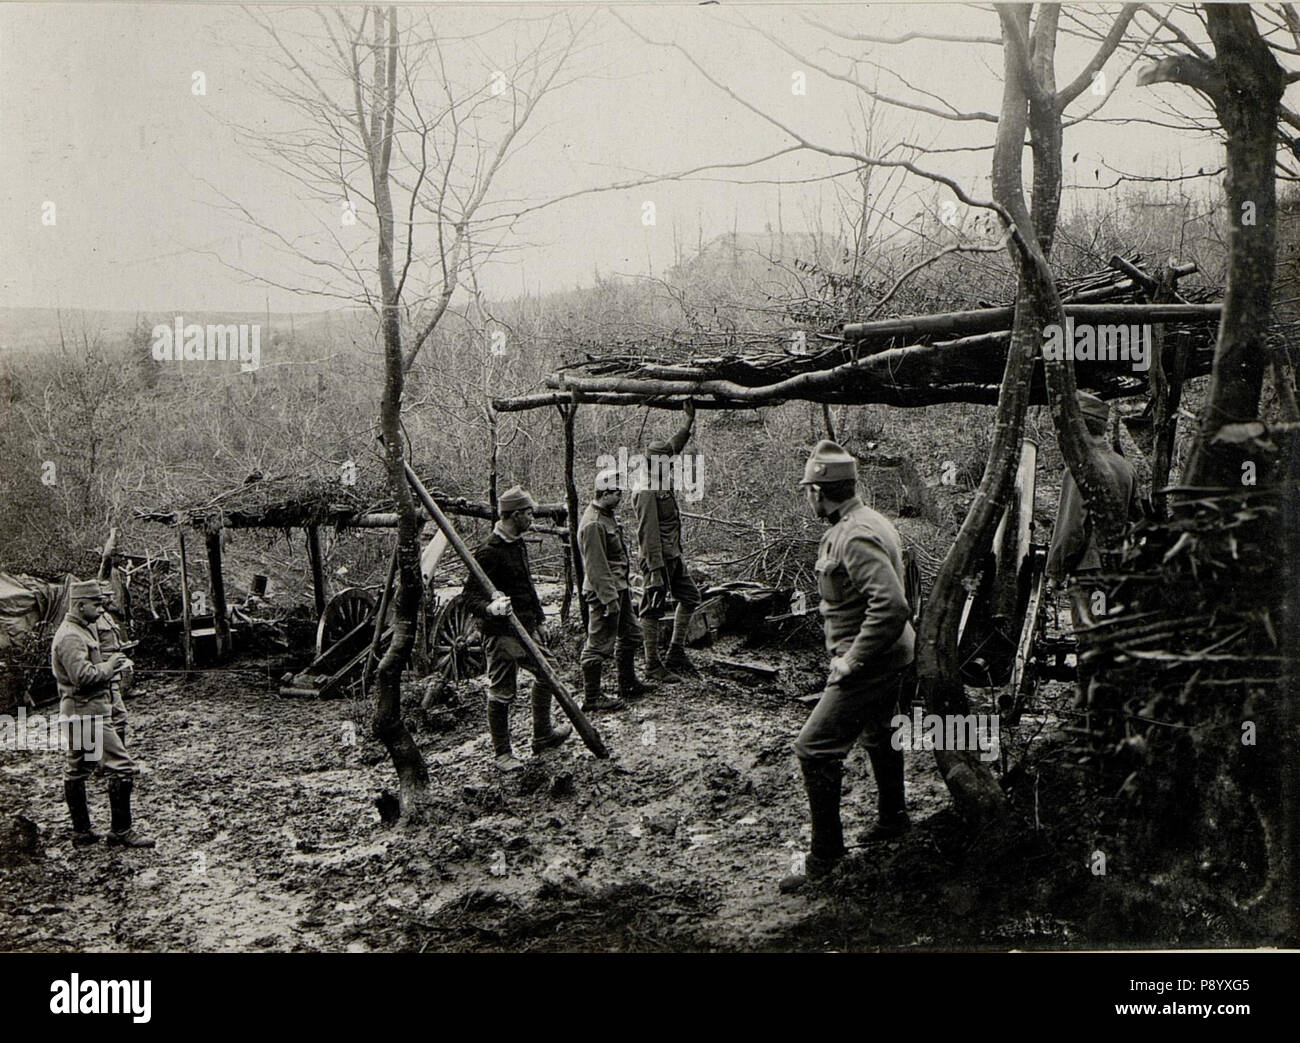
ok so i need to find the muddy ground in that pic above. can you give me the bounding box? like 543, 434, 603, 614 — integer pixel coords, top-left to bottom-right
0, 613, 1262, 953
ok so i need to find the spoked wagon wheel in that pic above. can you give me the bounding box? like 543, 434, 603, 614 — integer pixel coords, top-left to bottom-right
316, 587, 377, 656
428, 594, 486, 682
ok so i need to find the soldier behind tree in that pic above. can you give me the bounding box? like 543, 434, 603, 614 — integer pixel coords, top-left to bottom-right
1046, 391, 1140, 627
50, 580, 154, 847
635, 399, 703, 681
461, 485, 571, 772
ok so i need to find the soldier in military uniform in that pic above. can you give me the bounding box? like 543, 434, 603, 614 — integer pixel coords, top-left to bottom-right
50, 580, 154, 847
635, 400, 702, 680
577, 474, 651, 714
461, 485, 571, 772
780, 441, 915, 893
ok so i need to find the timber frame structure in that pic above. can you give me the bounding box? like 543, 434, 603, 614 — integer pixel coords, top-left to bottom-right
490, 255, 1224, 622
137, 474, 569, 664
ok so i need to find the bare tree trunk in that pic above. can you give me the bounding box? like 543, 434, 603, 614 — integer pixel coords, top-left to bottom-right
369, 5, 429, 822
1140, 7, 1287, 488
915, 6, 1043, 826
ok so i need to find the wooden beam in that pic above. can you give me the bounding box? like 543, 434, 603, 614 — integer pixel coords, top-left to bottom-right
841, 302, 1218, 341
493, 391, 744, 413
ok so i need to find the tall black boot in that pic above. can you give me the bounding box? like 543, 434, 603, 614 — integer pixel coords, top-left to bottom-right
664, 604, 700, 677
617, 647, 652, 700
106, 777, 155, 848
581, 659, 625, 713
779, 759, 846, 894
861, 743, 910, 842
487, 700, 524, 772
530, 685, 572, 754
642, 618, 677, 683
64, 779, 100, 846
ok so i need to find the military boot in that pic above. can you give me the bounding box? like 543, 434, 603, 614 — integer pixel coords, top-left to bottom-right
642, 618, 678, 683
859, 743, 910, 842
778, 759, 846, 894
530, 684, 572, 754
64, 779, 100, 846
581, 660, 626, 713
487, 700, 524, 772
105, 776, 155, 848
664, 604, 700, 678
617, 646, 652, 700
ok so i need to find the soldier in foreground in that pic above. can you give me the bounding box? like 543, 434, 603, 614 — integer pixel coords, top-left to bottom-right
780, 441, 915, 894
577, 473, 652, 713
50, 580, 154, 848
635, 399, 702, 680
462, 485, 572, 772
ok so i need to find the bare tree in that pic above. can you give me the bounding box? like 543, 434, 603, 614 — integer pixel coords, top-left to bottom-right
235, 5, 589, 821
1137, 5, 1289, 486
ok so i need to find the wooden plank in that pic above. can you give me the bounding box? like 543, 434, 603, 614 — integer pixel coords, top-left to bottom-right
709, 654, 779, 679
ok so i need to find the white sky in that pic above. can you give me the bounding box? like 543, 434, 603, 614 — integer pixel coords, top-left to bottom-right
0, 1, 1229, 314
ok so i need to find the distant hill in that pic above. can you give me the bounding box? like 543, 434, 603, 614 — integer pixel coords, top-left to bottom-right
0, 307, 346, 355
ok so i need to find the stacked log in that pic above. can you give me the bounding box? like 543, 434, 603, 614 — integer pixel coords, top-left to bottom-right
496, 255, 1222, 411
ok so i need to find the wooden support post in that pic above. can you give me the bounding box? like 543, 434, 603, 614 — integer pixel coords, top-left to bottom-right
177, 528, 194, 672
560, 544, 573, 623
307, 525, 327, 619
559, 402, 587, 629
204, 529, 231, 660
1151, 261, 1188, 519
487, 398, 500, 520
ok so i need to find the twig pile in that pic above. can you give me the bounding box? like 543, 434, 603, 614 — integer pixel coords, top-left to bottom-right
548, 255, 1220, 407
1070, 475, 1299, 807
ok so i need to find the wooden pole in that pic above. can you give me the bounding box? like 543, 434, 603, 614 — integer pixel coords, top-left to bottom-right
560, 544, 573, 624
560, 402, 588, 629
204, 529, 231, 660
487, 399, 500, 521
177, 528, 194, 672
1152, 261, 1189, 518
307, 525, 327, 619
401, 459, 608, 758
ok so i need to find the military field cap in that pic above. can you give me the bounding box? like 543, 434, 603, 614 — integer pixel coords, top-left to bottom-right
1078, 391, 1110, 424
499, 485, 538, 513
69, 580, 110, 601
800, 440, 858, 485
594, 469, 620, 492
